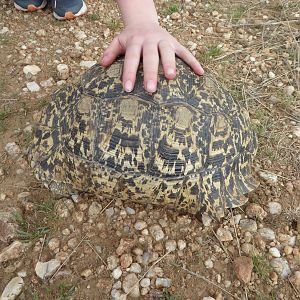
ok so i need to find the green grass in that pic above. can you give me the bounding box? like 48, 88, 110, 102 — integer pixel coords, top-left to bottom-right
23, 131, 33, 148
257, 294, 276, 300
161, 289, 178, 300
88, 13, 100, 22
107, 18, 121, 31
58, 282, 75, 300
228, 5, 248, 19
199, 45, 223, 62
13, 211, 50, 242
0, 79, 6, 91
0, 108, 11, 132
252, 255, 272, 281
39, 98, 50, 109
168, 4, 179, 13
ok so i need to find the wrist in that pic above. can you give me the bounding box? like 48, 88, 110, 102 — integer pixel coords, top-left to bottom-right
117, 0, 159, 27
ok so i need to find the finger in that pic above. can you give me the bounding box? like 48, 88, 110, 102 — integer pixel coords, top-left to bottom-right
158, 40, 176, 80
101, 37, 124, 67
122, 41, 142, 92
176, 44, 204, 75
143, 42, 159, 93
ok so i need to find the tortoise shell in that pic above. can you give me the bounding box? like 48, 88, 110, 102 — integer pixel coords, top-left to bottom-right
29, 58, 258, 218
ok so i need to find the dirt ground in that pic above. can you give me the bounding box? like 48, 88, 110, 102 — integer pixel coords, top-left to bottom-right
0, 0, 300, 299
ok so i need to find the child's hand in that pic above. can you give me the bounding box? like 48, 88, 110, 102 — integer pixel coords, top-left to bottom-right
101, 22, 204, 93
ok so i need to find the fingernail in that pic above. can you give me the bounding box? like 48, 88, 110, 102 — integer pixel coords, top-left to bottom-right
124, 80, 133, 92
146, 80, 156, 93
166, 68, 175, 77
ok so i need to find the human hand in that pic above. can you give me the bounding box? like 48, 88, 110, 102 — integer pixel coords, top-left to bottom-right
101, 22, 204, 93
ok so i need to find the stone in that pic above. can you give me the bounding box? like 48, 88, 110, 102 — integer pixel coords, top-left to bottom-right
134, 220, 147, 231
204, 259, 214, 269
81, 269, 92, 278
177, 240, 186, 251
120, 253, 133, 269
270, 258, 291, 279
57, 64, 69, 80
269, 247, 281, 258
233, 256, 253, 284
112, 267, 122, 280
258, 228, 276, 240
107, 255, 119, 270
23, 65, 41, 76
140, 278, 150, 288
116, 238, 134, 256
48, 238, 60, 251
103, 28, 110, 38
79, 60, 97, 68
125, 207, 135, 215
67, 237, 78, 249
40, 78, 54, 87
88, 202, 102, 218
36, 29, 46, 36
283, 245, 293, 255
122, 273, 140, 298
268, 202, 282, 215
165, 240, 177, 252
203, 297, 215, 300
5, 143, 20, 157
155, 278, 172, 288
239, 219, 257, 232
26, 82, 40, 92
241, 243, 256, 255
216, 228, 233, 242
0, 241, 29, 263
245, 203, 267, 220
0, 27, 9, 34
285, 85, 295, 96
0, 277, 24, 300
170, 12, 180, 20
290, 271, 300, 288
149, 225, 165, 241
268, 71, 275, 79
258, 170, 278, 184
129, 263, 142, 273
0, 219, 16, 242
35, 259, 61, 280
202, 213, 212, 227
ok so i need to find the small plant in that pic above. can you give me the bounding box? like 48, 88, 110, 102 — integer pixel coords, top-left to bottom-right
108, 18, 121, 31
0, 108, 11, 132
88, 13, 100, 22
168, 4, 179, 13
257, 294, 276, 300
199, 45, 223, 62
252, 255, 272, 281
58, 282, 75, 300
228, 5, 248, 19
23, 131, 33, 148
39, 98, 50, 109
161, 289, 178, 300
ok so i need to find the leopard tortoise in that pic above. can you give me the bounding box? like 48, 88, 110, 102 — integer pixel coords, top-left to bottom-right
29, 58, 258, 219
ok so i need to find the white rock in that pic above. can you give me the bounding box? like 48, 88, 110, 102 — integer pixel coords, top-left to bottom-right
165, 240, 177, 252
74, 30, 87, 40
112, 281, 122, 290
103, 28, 110, 38
268, 202, 282, 215
204, 259, 214, 269
0, 27, 9, 34
140, 278, 150, 288
203, 297, 215, 300
268, 71, 276, 79
271, 258, 291, 279
134, 220, 147, 231
205, 27, 214, 34
40, 78, 54, 88
258, 170, 278, 184
5, 142, 20, 157
112, 267, 122, 280
269, 247, 281, 258
57, 64, 69, 80
26, 82, 40, 92
122, 273, 140, 298
35, 259, 60, 280
125, 207, 135, 215
129, 263, 142, 273
258, 228, 276, 240
80, 60, 97, 68
0, 240, 29, 263
293, 127, 300, 138
202, 213, 212, 226
23, 65, 41, 76
216, 227, 233, 241
285, 85, 295, 96
149, 225, 165, 241
0, 277, 24, 300
177, 240, 186, 251
155, 278, 172, 288
107, 255, 119, 270
88, 201, 102, 218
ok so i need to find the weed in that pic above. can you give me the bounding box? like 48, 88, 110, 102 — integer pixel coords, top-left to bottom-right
257, 294, 276, 300
228, 5, 248, 19
0, 78, 6, 91
161, 289, 178, 300
58, 282, 75, 300
199, 45, 223, 62
23, 131, 33, 148
252, 255, 272, 281
107, 19, 121, 31
168, 4, 179, 13
0, 108, 11, 132
88, 13, 100, 21
39, 98, 50, 109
